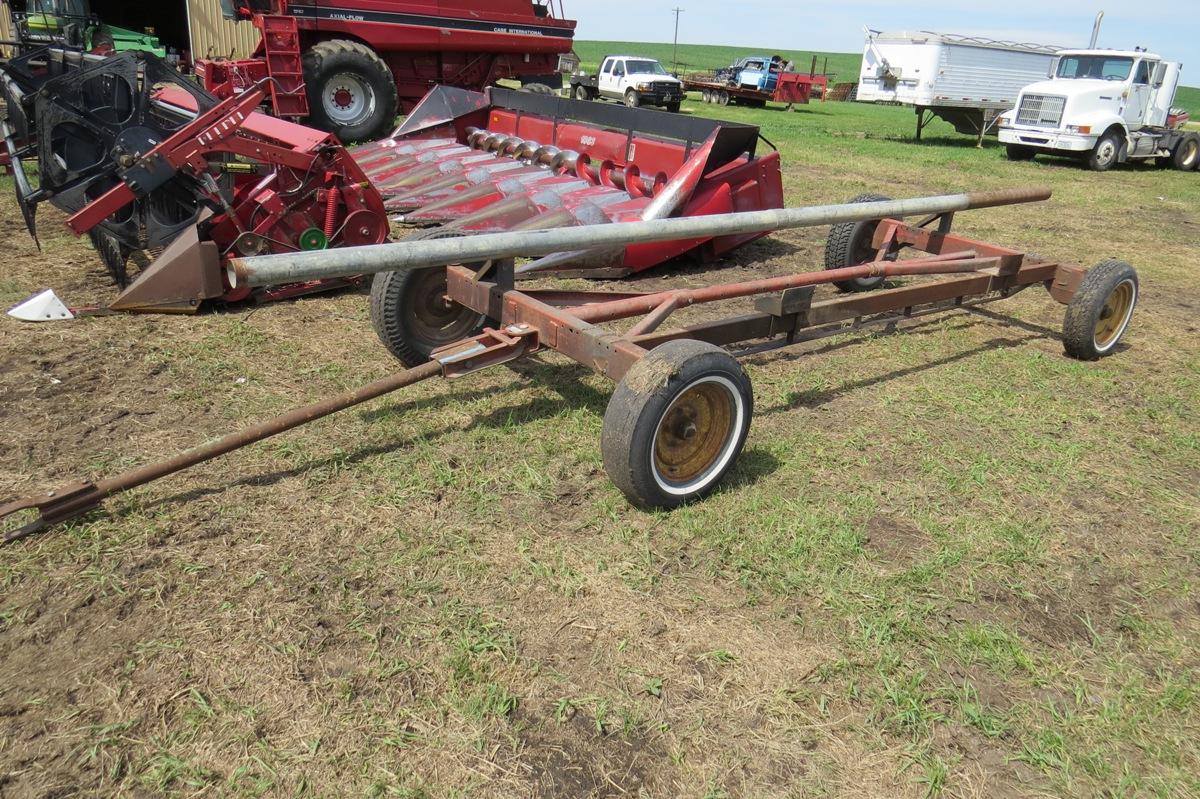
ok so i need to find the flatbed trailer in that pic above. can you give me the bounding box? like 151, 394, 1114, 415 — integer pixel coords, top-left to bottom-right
684, 70, 827, 108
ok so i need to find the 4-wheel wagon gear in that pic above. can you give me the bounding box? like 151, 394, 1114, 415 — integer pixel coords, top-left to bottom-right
2, 48, 388, 316
2, 188, 1141, 538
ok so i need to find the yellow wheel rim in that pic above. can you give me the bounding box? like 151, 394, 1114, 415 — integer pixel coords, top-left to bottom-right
1093, 279, 1135, 351
653, 378, 738, 491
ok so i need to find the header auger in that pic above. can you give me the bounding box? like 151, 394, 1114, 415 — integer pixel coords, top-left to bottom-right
1, 188, 1140, 541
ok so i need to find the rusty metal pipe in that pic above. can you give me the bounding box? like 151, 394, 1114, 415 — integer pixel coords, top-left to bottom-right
231, 188, 1050, 288
572, 256, 995, 324
1, 361, 442, 542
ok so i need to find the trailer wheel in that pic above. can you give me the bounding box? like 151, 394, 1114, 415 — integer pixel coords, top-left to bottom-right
1171, 133, 1199, 171
624, 90, 640, 108
1086, 129, 1123, 172
823, 193, 894, 292
702, 89, 712, 103
1005, 144, 1037, 161
1062, 259, 1138, 360
303, 40, 399, 143
369, 229, 487, 367
602, 340, 753, 510
573, 84, 590, 101
718, 90, 730, 106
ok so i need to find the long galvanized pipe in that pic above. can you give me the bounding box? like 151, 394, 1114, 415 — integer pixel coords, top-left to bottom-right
230, 188, 1050, 288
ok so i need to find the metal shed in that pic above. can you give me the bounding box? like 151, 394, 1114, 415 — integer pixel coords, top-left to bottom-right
185, 0, 256, 60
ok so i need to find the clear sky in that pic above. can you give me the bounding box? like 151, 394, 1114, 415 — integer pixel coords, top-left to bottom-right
570, 1, 1197, 73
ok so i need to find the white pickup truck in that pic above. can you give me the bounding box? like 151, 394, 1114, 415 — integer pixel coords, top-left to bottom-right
569, 55, 685, 112
998, 49, 1198, 172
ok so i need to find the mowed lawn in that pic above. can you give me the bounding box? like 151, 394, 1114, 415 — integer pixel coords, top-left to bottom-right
1, 46, 1199, 798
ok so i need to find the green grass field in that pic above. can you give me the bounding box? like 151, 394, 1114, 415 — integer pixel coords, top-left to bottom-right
576, 40, 1200, 117
0, 42, 1198, 799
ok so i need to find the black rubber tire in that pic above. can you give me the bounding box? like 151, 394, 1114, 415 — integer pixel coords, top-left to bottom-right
520, 81, 556, 95
1087, 129, 1123, 172
624, 90, 640, 108
1171, 133, 1199, 171
573, 84, 590, 101
1062, 259, 1138, 360
369, 229, 487, 367
601, 340, 753, 510
1005, 144, 1037, 161
823, 193, 894, 292
90, 25, 115, 52
702, 89, 712, 103
718, 90, 730, 106
665, 102, 681, 113
302, 40, 399, 143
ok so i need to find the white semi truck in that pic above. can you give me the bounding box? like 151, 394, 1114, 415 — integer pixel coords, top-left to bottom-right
998, 49, 1198, 171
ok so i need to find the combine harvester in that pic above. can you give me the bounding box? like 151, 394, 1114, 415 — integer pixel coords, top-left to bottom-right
2, 183, 1141, 536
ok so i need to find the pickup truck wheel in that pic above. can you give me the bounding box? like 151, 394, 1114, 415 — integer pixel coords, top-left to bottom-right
624, 90, 640, 108
665, 101, 681, 113
303, 40, 399, 143
573, 84, 589, 101
1171, 133, 1199, 171
823, 193, 894, 292
1005, 144, 1037, 161
1087, 131, 1122, 172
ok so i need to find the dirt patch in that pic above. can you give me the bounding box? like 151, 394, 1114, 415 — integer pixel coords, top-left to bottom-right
862, 514, 931, 572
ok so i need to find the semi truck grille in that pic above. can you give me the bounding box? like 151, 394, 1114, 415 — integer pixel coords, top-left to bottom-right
1016, 94, 1066, 127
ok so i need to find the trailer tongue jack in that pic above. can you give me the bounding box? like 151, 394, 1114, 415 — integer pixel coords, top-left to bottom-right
1, 189, 1139, 540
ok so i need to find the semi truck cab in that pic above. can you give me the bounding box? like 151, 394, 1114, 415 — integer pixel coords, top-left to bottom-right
998, 49, 1198, 171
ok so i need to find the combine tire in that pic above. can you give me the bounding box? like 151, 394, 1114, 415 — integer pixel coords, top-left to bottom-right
823, 193, 894, 292
303, 40, 398, 143
1086, 129, 1123, 172
1171, 133, 1199, 171
602, 340, 752, 509
1062, 259, 1138, 360
369, 229, 488, 367
1005, 144, 1037, 161
625, 90, 640, 108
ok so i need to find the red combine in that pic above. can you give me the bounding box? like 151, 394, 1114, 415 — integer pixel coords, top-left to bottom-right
196, 0, 577, 141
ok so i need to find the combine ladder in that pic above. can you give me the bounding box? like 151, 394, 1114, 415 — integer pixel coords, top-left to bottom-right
258, 15, 309, 119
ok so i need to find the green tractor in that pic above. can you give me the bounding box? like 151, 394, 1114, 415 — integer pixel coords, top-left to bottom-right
13, 0, 165, 56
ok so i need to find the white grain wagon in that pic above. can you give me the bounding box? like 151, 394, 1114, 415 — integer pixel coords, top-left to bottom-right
858, 30, 1062, 144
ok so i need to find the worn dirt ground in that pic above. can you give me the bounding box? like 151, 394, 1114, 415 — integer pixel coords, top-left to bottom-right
1, 97, 1198, 798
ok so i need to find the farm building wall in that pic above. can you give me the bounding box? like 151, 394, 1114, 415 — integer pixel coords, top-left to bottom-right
186, 0, 257, 60
0, 0, 15, 58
